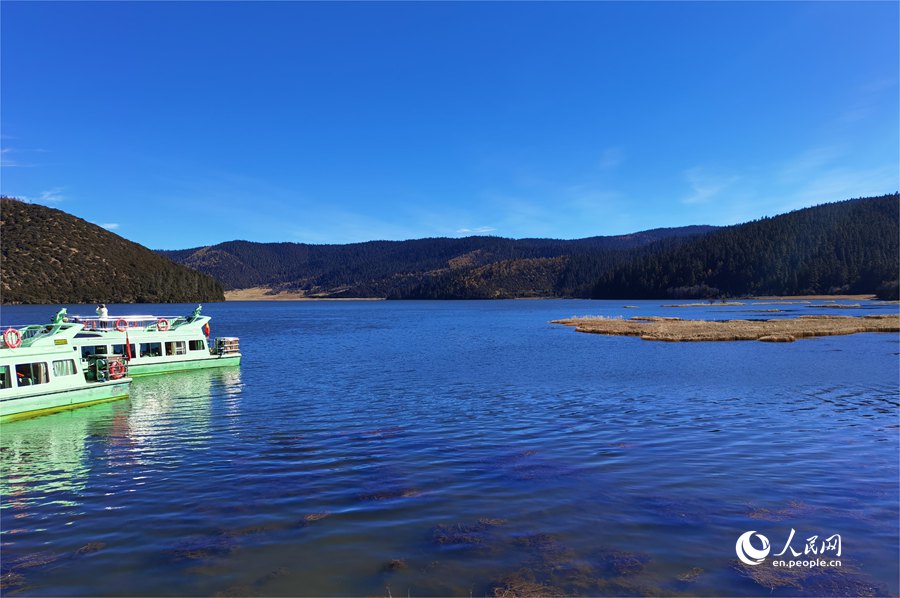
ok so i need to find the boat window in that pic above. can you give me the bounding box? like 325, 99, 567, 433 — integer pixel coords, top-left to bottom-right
81, 345, 108, 359
15, 362, 49, 386
189, 339, 206, 351
0, 366, 11, 390
112, 343, 136, 357
52, 359, 78, 377
165, 341, 187, 356
140, 342, 162, 358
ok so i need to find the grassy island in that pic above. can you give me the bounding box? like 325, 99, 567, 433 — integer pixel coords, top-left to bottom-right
553, 314, 900, 342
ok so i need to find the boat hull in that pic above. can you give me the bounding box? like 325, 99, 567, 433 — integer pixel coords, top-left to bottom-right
127, 355, 241, 377
0, 380, 130, 423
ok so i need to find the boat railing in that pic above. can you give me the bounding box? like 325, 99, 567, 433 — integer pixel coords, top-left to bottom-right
68, 315, 193, 332
0, 322, 80, 349
215, 337, 240, 355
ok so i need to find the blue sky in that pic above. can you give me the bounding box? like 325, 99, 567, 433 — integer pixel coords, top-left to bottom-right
1, 1, 897, 250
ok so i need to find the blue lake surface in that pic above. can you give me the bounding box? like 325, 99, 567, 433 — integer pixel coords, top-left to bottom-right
1, 299, 898, 596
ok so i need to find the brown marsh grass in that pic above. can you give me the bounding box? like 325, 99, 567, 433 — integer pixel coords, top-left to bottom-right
808, 303, 861, 309
662, 302, 746, 307
552, 314, 900, 342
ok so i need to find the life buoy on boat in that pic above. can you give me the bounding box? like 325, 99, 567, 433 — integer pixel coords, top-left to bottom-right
203, 323, 211, 337
115, 319, 128, 332
3, 328, 22, 349
157, 318, 170, 331
109, 360, 126, 380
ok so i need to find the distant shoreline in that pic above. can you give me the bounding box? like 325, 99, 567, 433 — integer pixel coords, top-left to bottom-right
0, 292, 883, 305
224, 288, 880, 302
223, 287, 384, 301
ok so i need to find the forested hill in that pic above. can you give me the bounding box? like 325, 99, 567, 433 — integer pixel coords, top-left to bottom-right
0, 198, 224, 304
591, 193, 900, 299
160, 226, 716, 299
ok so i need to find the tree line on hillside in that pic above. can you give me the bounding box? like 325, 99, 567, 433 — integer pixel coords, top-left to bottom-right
387, 239, 699, 299
161, 227, 716, 297
590, 194, 899, 299
1, 198, 224, 304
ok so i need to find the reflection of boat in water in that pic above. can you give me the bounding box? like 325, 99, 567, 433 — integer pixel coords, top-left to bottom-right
0, 400, 122, 503
128, 366, 241, 419
114, 367, 244, 465
67, 305, 241, 377
0, 321, 131, 422
1, 368, 243, 506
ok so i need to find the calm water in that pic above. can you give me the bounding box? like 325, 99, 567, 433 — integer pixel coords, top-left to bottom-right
1, 300, 898, 597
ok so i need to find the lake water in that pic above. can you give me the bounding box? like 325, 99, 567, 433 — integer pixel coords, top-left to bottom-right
1, 300, 898, 596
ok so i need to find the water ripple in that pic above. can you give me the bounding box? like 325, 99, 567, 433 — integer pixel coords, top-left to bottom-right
1, 300, 897, 596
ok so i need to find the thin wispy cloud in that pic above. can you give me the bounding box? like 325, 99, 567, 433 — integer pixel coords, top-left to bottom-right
837, 77, 898, 124
1, 146, 49, 168
479, 183, 629, 239
777, 145, 898, 209
682, 167, 740, 205
785, 165, 899, 209
19, 187, 66, 203
456, 226, 496, 235
1, 147, 31, 168
287, 205, 432, 244
100, 223, 120, 230
780, 146, 842, 182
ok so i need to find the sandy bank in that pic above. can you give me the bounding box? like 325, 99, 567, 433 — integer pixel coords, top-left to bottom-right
552, 314, 900, 342
224, 287, 384, 301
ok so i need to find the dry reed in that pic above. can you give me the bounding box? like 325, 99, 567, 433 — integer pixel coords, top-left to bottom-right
552, 314, 899, 342
807, 303, 861, 309
662, 302, 745, 307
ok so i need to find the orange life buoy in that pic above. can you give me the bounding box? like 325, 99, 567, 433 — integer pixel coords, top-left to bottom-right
115, 319, 128, 332
109, 360, 126, 380
157, 318, 170, 331
3, 328, 22, 349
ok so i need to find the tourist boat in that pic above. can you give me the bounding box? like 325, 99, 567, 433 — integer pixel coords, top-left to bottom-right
1, 321, 131, 423
66, 305, 241, 377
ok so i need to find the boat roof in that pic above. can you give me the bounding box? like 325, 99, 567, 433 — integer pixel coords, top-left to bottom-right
65, 304, 211, 332
66, 314, 210, 332
0, 322, 85, 358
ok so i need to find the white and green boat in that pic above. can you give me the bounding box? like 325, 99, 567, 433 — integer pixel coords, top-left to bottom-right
1, 322, 131, 423
67, 305, 241, 377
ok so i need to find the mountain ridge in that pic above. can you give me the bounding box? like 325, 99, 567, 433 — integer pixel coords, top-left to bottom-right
3, 194, 895, 304
160, 194, 899, 300
159, 225, 718, 298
